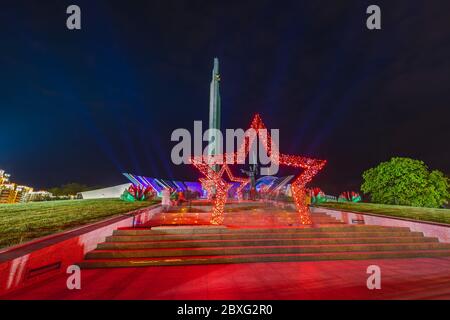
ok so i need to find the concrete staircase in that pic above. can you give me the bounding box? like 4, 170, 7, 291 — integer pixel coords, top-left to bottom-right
78, 213, 450, 268
309, 211, 346, 225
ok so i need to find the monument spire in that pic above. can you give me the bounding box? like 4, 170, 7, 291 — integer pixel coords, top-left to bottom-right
208, 57, 221, 171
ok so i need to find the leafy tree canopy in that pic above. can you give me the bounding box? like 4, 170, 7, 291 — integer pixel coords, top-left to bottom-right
48, 183, 101, 196
361, 157, 450, 208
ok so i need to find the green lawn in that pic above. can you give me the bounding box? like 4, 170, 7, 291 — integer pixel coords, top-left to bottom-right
317, 202, 450, 225
0, 199, 158, 249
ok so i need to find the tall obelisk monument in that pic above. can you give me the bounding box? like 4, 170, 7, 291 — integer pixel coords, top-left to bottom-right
208, 58, 221, 172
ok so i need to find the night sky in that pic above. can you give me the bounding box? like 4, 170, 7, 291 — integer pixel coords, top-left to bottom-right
1, 0, 449, 195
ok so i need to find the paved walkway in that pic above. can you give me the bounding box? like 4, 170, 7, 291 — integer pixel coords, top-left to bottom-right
4, 257, 450, 299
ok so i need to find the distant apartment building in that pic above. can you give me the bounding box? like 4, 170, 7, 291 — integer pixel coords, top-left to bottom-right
0, 169, 34, 204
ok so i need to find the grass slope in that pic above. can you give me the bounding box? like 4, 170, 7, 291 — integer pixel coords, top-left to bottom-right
0, 199, 157, 249
318, 202, 450, 225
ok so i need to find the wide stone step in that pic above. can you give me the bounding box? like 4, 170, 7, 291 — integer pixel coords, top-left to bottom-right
113, 225, 410, 236
310, 213, 338, 216
310, 216, 342, 220
106, 231, 424, 242
97, 236, 438, 250
85, 242, 450, 259
312, 218, 345, 224
78, 249, 450, 268
312, 221, 346, 225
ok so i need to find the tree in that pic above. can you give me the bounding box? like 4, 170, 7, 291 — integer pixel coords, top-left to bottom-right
361, 157, 450, 208
48, 183, 98, 196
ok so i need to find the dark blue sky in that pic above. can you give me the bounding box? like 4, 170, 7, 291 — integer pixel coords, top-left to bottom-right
1, 0, 449, 194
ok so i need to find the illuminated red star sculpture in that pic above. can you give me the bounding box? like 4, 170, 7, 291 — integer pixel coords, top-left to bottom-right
199, 177, 215, 201
192, 161, 250, 224
198, 164, 250, 201
191, 114, 326, 225
219, 164, 250, 201
191, 159, 233, 224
